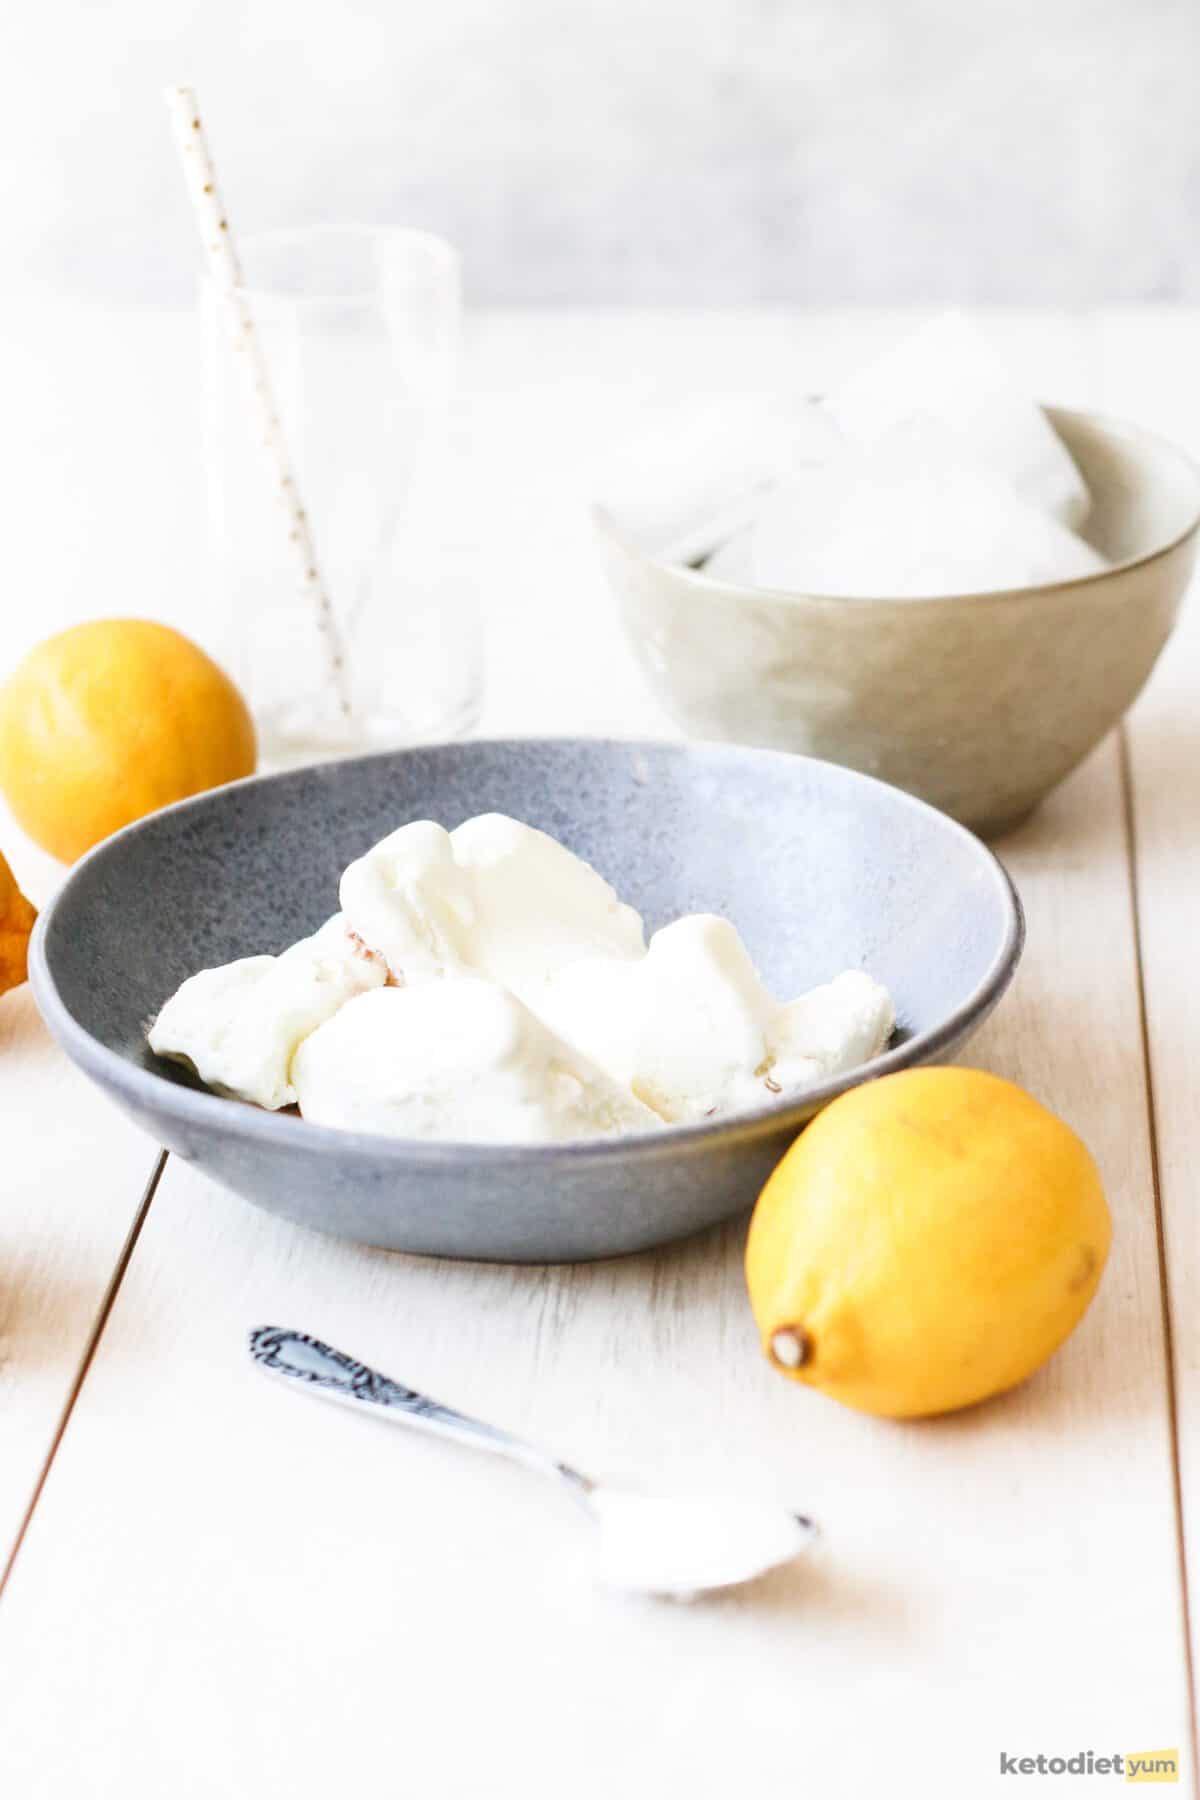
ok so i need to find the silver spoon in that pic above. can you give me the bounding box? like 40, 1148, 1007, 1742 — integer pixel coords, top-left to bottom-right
249, 1326, 816, 1599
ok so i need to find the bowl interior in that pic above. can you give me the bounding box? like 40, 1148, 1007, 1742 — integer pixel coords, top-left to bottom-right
40, 739, 1017, 1100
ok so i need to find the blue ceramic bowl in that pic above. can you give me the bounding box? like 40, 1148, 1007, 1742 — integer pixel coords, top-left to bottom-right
31, 738, 1022, 1262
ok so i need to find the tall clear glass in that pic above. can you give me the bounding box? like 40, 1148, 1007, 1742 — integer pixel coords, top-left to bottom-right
201, 226, 480, 764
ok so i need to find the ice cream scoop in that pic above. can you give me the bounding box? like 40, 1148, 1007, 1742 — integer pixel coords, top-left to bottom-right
539, 915, 895, 1123
339, 813, 645, 1002
292, 977, 659, 1142
771, 969, 898, 1089
148, 914, 386, 1110
536, 914, 776, 1116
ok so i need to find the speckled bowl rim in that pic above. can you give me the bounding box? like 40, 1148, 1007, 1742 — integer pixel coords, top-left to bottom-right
30, 738, 1025, 1168
595, 406, 1200, 608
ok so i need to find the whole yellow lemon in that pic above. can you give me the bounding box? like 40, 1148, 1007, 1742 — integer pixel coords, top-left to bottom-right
745, 1066, 1110, 1418
0, 620, 256, 862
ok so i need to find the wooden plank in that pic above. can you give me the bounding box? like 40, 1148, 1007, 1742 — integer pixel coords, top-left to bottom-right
1098, 308, 1200, 1717
0, 303, 206, 1569
0, 738, 1189, 1798
0, 805, 164, 1574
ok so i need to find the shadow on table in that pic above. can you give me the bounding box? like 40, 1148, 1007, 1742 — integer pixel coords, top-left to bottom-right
697, 1539, 916, 1637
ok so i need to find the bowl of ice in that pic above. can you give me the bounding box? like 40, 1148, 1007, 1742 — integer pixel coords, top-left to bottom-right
31, 738, 1020, 1261
595, 317, 1200, 835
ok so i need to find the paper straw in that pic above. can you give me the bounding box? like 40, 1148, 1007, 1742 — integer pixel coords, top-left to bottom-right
164, 84, 352, 720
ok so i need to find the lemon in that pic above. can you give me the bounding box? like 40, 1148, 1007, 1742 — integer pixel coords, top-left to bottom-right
745, 1066, 1111, 1418
0, 848, 36, 996
0, 620, 256, 862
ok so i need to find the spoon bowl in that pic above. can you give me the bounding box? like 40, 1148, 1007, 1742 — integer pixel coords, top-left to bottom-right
587, 1487, 815, 1598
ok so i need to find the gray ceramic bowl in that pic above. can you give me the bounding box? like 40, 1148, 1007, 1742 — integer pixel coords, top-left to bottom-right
31, 738, 1022, 1262
597, 408, 1200, 835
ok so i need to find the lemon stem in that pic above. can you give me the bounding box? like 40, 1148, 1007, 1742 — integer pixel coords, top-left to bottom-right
769, 1327, 809, 1370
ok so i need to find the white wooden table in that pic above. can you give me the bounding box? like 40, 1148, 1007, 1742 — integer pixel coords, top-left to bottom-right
0, 309, 1197, 1798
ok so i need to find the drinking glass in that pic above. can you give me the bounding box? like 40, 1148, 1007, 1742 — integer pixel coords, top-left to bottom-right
201, 225, 480, 763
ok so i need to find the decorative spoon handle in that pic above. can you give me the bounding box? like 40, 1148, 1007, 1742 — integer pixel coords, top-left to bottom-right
248, 1326, 591, 1493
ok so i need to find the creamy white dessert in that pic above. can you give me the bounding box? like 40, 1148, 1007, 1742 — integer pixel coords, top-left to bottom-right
337, 821, 471, 988
292, 979, 660, 1143
148, 814, 897, 1141
538, 914, 894, 1123
148, 914, 386, 1110
771, 969, 900, 1089
339, 813, 645, 1005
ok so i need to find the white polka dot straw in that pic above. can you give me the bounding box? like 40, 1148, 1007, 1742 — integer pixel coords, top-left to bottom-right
164, 84, 352, 720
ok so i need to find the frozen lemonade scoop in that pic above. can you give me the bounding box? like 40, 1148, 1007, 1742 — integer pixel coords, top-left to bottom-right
148, 915, 386, 1110
539, 915, 894, 1123
339, 813, 646, 1003
149, 814, 895, 1142
292, 979, 660, 1142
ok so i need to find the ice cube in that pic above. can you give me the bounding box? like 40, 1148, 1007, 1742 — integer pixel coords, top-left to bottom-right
591, 397, 842, 565
825, 311, 1090, 528
701, 526, 758, 584
749, 423, 1107, 598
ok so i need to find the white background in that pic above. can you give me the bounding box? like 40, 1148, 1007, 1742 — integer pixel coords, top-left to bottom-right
2, 0, 1194, 305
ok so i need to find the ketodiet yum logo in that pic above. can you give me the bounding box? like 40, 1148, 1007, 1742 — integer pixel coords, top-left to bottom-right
999, 1749, 1179, 1782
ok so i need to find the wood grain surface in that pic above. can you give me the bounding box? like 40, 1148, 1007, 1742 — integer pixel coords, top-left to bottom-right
0, 309, 1195, 1798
